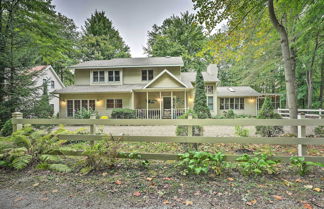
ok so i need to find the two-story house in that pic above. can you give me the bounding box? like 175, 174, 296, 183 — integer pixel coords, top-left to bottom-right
30, 65, 65, 115
55, 57, 264, 118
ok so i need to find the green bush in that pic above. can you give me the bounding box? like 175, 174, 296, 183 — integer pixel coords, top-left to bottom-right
290, 156, 324, 176
111, 108, 136, 119
75, 108, 98, 119
314, 126, 324, 136
224, 109, 235, 119
0, 119, 12, 136
256, 97, 283, 137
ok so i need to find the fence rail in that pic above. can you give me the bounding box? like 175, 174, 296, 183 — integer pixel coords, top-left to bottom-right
278, 108, 323, 119
11, 112, 324, 163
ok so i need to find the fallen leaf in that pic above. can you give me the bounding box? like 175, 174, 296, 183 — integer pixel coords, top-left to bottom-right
163, 177, 173, 181
183, 200, 193, 206
194, 191, 201, 196
246, 200, 257, 206
286, 191, 293, 196
163, 200, 170, 205
303, 203, 313, 209
227, 177, 234, 181
133, 191, 141, 197
115, 180, 122, 185
295, 178, 303, 183
273, 195, 284, 200
14, 197, 24, 202
52, 189, 58, 193
40, 197, 48, 201
146, 177, 153, 181
283, 180, 293, 187
102, 172, 108, 177
313, 188, 321, 192
33, 183, 40, 187
304, 185, 313, 189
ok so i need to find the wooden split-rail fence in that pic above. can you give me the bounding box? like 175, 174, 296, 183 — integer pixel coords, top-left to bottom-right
11, 112, 324, 163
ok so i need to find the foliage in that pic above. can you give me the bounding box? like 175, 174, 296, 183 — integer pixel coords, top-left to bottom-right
256, 97, 283, 137
33, 82, 54, 118
80, 11, 130, 61
235, 126, 249, 137
144, 11, 210, 70
290, 156, 324, 177
223, 109, 235, 119
74, 108, 98, 119
0, 119, 12, 137
193, 70, 211, 119
111, 108, 136, 119
178, 151, 229, 175
236, 153, 279, 176
314, 126, 324, 137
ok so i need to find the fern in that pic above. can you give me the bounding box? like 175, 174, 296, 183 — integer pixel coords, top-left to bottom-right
11, 155, 32, 170
36, 162, 50, 170
39, 154, 61, 163
48, 164, 71, 173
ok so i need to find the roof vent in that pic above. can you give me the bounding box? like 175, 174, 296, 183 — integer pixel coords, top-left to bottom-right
228, 87, 235, 92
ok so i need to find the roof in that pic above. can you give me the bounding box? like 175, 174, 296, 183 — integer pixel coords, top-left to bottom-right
29, 65, 49, 72
54, 84, 146, 94
217, 86, 261, 97
180, 72, 219, 88
144, 69, 188, 89
71, 57, 184, 69
30, 65, 65, 88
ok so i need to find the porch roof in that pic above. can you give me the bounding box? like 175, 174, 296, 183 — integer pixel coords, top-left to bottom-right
217, 86, 261, 97
54, 84, 145, 94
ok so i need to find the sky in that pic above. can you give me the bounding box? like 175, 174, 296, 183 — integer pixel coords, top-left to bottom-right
52, 0, 195, 57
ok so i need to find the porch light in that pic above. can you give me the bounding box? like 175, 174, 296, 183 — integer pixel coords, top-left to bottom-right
248, 97, 256, 103
157, 98, 162, 102
60, 100, 66, 106
188, 97, 194, 103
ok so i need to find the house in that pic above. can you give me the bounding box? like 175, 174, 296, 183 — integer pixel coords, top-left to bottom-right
55, 57, 268, 119
30, 65, 65, 115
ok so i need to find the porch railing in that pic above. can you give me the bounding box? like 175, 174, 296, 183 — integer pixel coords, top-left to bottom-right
135, 108, 188, 119
277, 108, 323, 119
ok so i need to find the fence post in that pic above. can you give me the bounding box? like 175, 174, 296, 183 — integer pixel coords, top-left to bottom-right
297, 113, 306, 156
12, 112, 23, 132
90, 113, 97, 146
187, 113, 193, 137
319, 108, 322, 119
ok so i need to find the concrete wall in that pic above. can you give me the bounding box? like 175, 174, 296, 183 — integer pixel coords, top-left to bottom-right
216, 97, 258, 116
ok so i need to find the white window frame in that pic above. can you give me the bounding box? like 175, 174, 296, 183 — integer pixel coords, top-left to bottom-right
141, 69, 154, 81
207, 96, 214, 110
67, 99, 96, 117
106, 99, 123, 109
107, 70, 121, 82
93, 70, 105, 83
205, 85, 214, 94
220, 97, 244, 110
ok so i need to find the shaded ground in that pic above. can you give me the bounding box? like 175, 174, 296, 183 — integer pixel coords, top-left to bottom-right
1, 162, 323, 209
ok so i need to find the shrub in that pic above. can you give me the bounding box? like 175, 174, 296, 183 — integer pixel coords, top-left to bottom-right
75, 108, 98, 119
178, 151, 229, 175
256, 97, 283, 137
290, 156, 324, 176
224, 109, 235, 118
236, 153, 279, 175
193, 69, 211, 119
314, 126, 324, 137
0, 119, 12, 136
111, 108, 136, 119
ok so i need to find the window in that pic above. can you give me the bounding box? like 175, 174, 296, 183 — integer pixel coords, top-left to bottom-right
208, 96, 214, 110
106, 99, 123, 108
205, 85, 214, 94
50, 104, 54, 112
43, 79, 47, 84
93, 71, 105, 82
51, 81, 55, 89
142, 70, 153, 81
67, 100, 95, 117
220, 97, 244, 110
108, 70, 120, 82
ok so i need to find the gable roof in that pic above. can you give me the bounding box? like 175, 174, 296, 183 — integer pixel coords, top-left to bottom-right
30, 65, 65, 88
54, 84, 145, 94
144, 69, 188, 89
180, 71, 219, 88
71, 57, 184, 69
217, 86, 261, 97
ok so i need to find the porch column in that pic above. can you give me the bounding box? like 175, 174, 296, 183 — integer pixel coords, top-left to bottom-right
184, 89, 187, 111
131, 91, 135, 109
171, 91, 173, 119
146, 91, 149, 119
160, 91, 162, 119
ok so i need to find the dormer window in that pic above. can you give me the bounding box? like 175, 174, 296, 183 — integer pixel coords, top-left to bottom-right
142, 70, 153, 81
93, 71, 105, 82
108, 70, 120, 82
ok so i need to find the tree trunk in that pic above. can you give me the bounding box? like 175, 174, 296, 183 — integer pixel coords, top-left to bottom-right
306, 31, 320, 108
268, 0, 297, 134
320, 55, 324, 108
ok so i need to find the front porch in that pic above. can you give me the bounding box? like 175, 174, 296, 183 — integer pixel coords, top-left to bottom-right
132, 89, 193, 119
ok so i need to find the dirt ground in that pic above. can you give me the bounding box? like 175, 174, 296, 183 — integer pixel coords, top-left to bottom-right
1, 162, 323, 209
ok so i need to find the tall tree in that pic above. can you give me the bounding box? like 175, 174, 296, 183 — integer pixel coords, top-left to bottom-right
193, 69, 211, 118
80, 11, 130, 61
144, 11, 209, 70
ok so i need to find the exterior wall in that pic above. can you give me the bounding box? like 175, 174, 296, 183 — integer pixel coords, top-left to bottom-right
216, 97, 258, 116
33, 67, 64, 115
149, 74, 183, 88
190, 82, 217, 116
74, 69, 90, 85
59, 93, 132, 118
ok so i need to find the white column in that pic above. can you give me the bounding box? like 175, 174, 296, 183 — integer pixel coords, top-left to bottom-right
131, 91, 135, 109
160, 91, 162, 119
171, 91, 173, 119
297, 113, 306, 156
146, 91, 149, 119
184, 89, 187, 111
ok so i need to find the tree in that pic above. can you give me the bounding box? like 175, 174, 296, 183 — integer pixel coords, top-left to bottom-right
34, 81, 53, 118
80, 11, 130, 61
144, 11, 209, 70
193, 69, 211, 118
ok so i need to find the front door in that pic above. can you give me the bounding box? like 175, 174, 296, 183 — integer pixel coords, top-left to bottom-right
163, 97, 171, 118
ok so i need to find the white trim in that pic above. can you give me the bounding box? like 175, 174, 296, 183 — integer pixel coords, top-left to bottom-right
143, 69, 188, 89
70, 64, 184, 70
46, 65, 65, 88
